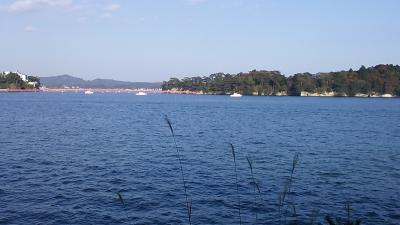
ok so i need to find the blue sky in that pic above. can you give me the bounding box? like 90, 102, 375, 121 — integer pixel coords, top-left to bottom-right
1, 0, 399, 82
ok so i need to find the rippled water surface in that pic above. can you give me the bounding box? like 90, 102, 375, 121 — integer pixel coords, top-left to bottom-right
0, 93, 399, 225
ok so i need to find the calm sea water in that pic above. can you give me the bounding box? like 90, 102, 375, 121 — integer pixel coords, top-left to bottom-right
0, 93, 399, 225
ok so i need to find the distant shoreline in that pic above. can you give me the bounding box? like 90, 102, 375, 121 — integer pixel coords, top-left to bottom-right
162, 64, 400, 98
0, 88, 41, 92
0, 88, 162, 93
1, 88, 398, 98
162, 90, 398, 98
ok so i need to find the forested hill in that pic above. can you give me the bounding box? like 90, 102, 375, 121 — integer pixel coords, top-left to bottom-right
162, 64, 400, 96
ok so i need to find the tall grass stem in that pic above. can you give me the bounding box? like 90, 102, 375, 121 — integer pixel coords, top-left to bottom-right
165, 115, 192, 225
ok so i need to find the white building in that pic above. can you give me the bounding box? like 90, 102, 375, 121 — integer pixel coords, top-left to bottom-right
3, 71, 29, 81
2, 70, 39, 87
28, 81, 38, 86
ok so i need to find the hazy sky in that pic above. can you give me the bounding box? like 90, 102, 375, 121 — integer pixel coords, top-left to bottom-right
1, 0, 399, 82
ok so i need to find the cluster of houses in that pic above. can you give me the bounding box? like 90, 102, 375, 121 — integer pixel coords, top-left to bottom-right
2, 70, 39, 87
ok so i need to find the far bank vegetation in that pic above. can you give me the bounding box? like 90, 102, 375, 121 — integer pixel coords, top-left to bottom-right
162, 64, 400, 97
0, 72, 40, 89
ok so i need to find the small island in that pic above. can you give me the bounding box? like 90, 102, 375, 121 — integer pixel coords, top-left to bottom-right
0, 71, 41, 91
162, 64, 400, 97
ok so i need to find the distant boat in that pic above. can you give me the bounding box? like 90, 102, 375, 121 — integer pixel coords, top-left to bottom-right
381, 94, 393, 98
136, 91, 147, 96
84, 90, 94, 95
230, 93, 242, 98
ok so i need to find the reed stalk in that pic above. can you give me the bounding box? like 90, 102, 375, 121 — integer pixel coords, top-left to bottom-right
325, 203, 362, 225
116, 191, 129, 222
230, 143, 242, 225
165, 115, 192, 225
279, 153, 300, 225
246, 156, 262, 224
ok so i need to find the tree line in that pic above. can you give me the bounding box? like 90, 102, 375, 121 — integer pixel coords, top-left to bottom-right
0, 72, 40, 89
162, 64, 400, 96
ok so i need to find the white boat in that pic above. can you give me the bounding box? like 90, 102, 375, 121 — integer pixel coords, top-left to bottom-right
230, 93, 242, 98
84, 90, 94, 95
136, 91, 147, 96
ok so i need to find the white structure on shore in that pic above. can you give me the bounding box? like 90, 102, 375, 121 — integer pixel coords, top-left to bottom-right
300, 91, 395, 98
2, 70, 38, 87
300, 91, 335, 97
4, 71, 28, 81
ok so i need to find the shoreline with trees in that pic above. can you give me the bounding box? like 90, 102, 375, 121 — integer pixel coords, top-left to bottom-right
0, 71, 40, 90
162, 64, 400, 97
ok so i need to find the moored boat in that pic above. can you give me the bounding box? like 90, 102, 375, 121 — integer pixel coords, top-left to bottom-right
136, 91, 147, 96
230, 93, 242, 98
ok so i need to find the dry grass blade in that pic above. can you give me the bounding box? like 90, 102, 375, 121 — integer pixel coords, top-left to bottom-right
230, 143, 236, 162
346, 202, 351, 224
117, 192, 125, 206
246, 156, 261, 195
189, 198, 193, 222
279, 153, 300, 224
246, 156, 253, 174
246, 156, 262, 224
164, 115, 192, 225
325, 215, 336, 225
325, 206, 362, 225
254, 182, 261, 196
165, 115, 175, 136
116, 191, 129, 222
230, 143, 242, 225
290, 153, 300, 176
279, 182, 289, 206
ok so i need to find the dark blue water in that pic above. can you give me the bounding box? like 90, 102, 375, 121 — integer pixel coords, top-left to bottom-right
0, 93, 399, 225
